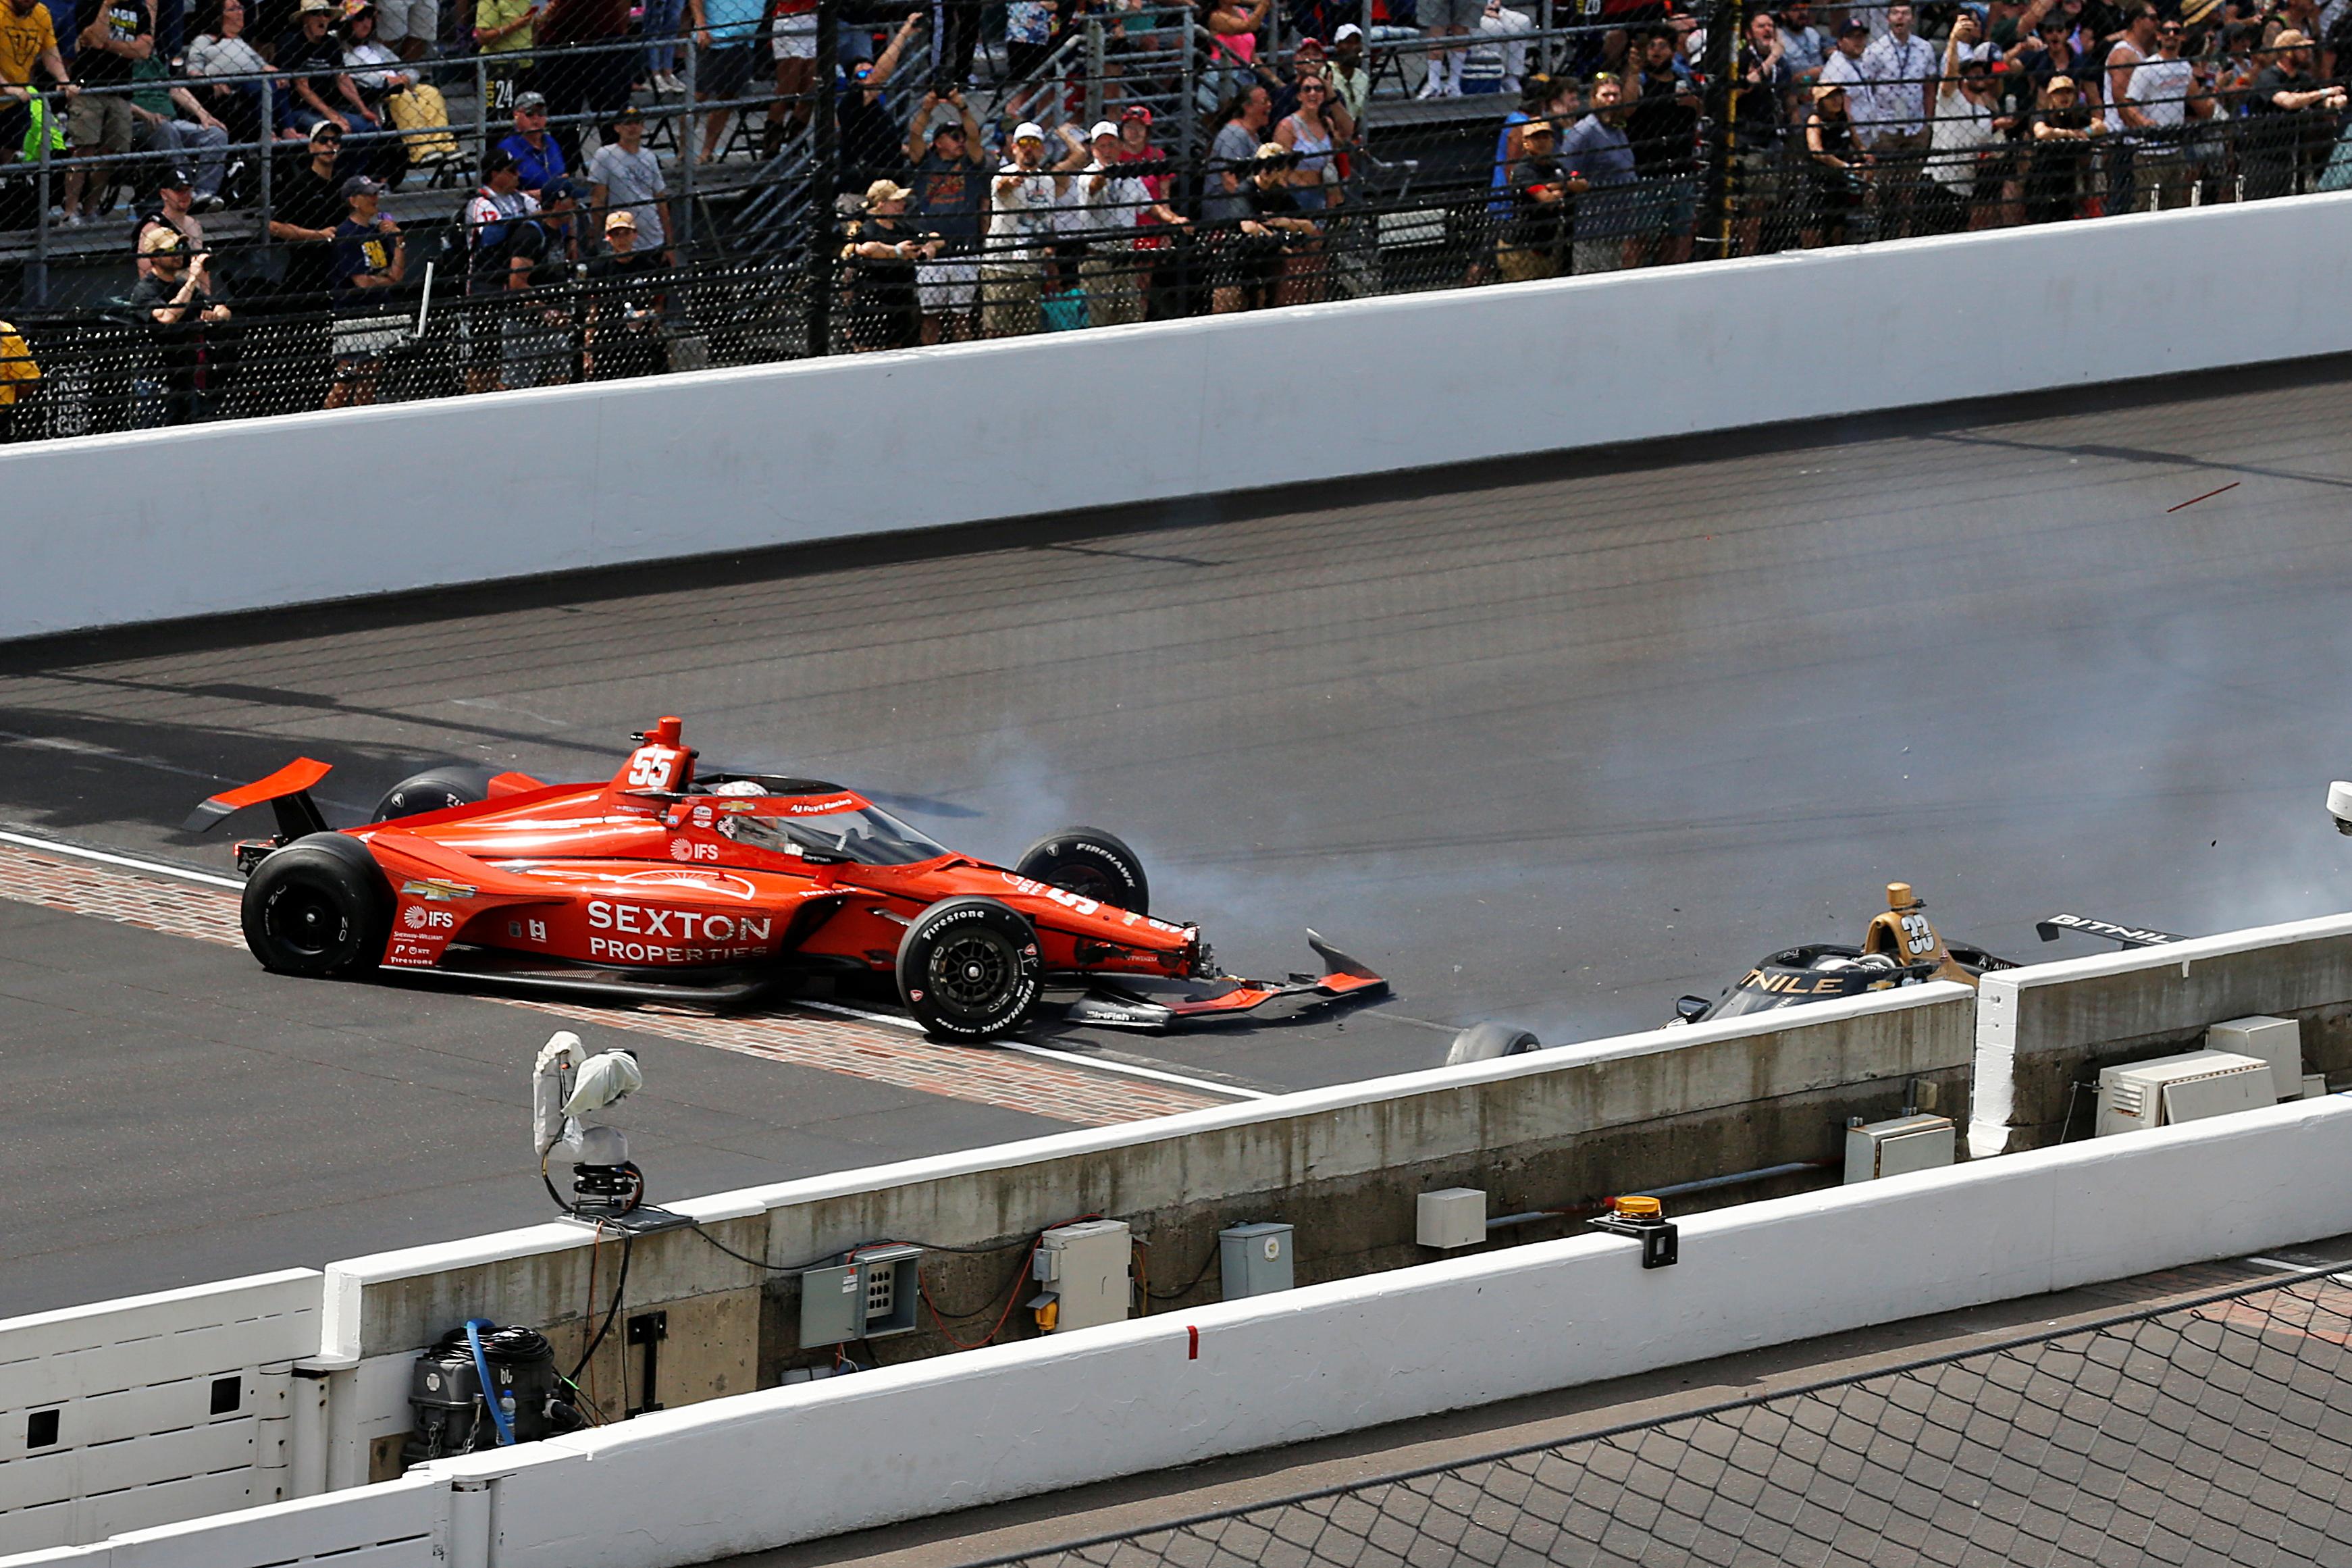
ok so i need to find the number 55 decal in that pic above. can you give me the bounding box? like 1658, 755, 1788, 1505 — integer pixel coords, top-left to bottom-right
625, 748, 679, 790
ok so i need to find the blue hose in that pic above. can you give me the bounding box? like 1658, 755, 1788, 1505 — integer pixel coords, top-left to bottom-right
463, 1318, 517, 1447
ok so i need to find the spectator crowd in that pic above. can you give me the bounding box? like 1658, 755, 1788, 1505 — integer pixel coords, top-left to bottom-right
0, 0, 2345, 434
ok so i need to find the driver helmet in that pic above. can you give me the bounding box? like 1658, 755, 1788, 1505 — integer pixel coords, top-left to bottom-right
710, 780, 768, 796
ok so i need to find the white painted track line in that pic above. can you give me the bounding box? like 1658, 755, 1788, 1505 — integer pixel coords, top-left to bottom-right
0, 829, 246, 891
793, 995, 1275, 1101
1001, 1043, 1278, 1101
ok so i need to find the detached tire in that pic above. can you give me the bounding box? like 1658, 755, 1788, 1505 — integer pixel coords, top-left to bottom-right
242, 833, 392, 978
1014, 827, 1149, 914
1444, 1022, 1541, 1067
897, 897, 1043, 1041
371, 764, 500, 822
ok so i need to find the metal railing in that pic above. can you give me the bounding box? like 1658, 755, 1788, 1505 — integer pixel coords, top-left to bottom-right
3, 3, 2347, 440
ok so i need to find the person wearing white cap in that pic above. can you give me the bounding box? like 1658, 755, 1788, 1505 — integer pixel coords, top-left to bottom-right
1330, 24, 1371, 123
1075, 118, 1184, 326
981, 120, 1082, 336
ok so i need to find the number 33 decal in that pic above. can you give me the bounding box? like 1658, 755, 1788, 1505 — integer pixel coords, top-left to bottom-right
625, 748, 678, 790
1900, 913, 1935, 956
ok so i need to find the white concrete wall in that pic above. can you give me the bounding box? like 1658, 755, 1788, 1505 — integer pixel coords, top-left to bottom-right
1970, 910, 2352, 1155
452, 1092, 2352, 1566
324, 981, 1970, 1360
0, 1273, 323, 1554
11, 1093, 2345, 1568
5, 194, 2352, 640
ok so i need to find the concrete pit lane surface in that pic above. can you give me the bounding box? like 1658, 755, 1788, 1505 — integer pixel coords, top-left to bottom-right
3, 355, 2352, 1307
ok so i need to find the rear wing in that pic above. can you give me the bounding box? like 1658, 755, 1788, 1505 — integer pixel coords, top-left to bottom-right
2035, 913, 2185, 949
183, 758, 332, 838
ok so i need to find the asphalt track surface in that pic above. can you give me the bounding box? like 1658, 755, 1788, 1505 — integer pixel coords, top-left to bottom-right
5, 353, 2352, 1313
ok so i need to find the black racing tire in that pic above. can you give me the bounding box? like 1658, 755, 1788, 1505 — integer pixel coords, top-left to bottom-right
241, 833, 392, 978
1444, 1022, 1542, 1067
1014, 826, 1150, 914
371, 764, 502, 823
896, 897, 1043, 1041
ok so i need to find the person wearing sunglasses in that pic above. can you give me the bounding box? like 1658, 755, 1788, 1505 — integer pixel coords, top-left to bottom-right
2122, 19, 2207, 209
267, 118, 349, 301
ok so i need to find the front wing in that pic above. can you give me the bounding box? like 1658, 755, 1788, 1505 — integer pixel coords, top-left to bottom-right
1063, 930, 1388, 1031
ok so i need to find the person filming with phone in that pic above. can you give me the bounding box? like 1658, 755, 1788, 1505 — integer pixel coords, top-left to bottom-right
128, 226, 231, 426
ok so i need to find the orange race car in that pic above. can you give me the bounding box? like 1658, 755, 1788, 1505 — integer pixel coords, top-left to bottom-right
186, 716, 1386, 1040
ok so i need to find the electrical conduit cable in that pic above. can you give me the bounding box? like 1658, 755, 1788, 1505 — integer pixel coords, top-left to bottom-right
463, 1318, 517, 1446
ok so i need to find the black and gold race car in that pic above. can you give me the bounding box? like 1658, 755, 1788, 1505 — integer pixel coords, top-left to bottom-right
1441, 885, 2180, 1065
1665, 884, 2183, 1028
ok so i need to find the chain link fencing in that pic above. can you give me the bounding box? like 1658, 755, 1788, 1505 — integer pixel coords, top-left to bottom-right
958, 1263, 2352, 1568
2, 0, 2349, 439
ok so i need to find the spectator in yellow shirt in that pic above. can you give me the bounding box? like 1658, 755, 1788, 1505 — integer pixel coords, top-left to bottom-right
1, 0, 73, 169
0, 317, 39, 443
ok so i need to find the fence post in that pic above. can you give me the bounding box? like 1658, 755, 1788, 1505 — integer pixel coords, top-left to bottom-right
472, 53, 489, 162
1177, 11, 1198, 315
804, 0, 837, 356
680, 43, 698, 249
30, 93, 51, 307
1084, 16, 1105, 124
1692, 0, 1735, 261
257, 74, 276, 255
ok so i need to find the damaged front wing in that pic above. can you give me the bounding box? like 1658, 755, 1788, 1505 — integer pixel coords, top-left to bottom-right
1064, 930, 1388, 1030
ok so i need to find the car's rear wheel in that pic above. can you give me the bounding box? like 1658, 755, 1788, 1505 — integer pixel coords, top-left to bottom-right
896, 897, 1042, 1041
371, 764, 500, 823
242, 833, 392, 978
1444, 1022, 1541, 1066
1014, 827, 1150, 914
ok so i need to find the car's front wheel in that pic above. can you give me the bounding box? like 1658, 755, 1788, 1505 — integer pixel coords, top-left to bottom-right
1014, 827, 1149, 914
371, 764, 500, 823
896, 897, 1042, 1041
241, 833, 392, 978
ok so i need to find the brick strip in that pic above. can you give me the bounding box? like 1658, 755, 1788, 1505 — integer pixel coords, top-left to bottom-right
0, 843, 1223, 1125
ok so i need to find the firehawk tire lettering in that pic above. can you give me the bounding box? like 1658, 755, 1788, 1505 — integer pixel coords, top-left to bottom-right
1014, 826, 1151, 915
895, 897, 1042, 1041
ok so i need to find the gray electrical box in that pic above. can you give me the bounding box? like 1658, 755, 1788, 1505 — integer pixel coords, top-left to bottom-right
1033, 1220, 1132, 1333
798, 1245, 922, 1349
2205, 1016, 2301, 1100
2096, 1050, 2273, 1136
1842, 1114, 1956, 1184
1219, 1222, 1295, 1300
1417, 1188, 1487, 1250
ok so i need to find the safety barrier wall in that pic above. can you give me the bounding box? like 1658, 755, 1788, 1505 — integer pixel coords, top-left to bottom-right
1968, 911, 2352, 1157
0, 1272, 323, 1555
8, 1092, 2346, 1568
315, 983, 1972, 1478
5, 192, 2352, 641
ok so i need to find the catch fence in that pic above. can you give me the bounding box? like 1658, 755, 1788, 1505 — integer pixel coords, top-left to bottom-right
2, 0, 2348, 440
963, 1263, 2352, 1568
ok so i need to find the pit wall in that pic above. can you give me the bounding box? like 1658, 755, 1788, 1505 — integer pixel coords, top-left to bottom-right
1968, 912, 2352, 1156
9, 1093, 2348, 1568
5, 192, 2352, 641
317, 982, 1975, 1484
